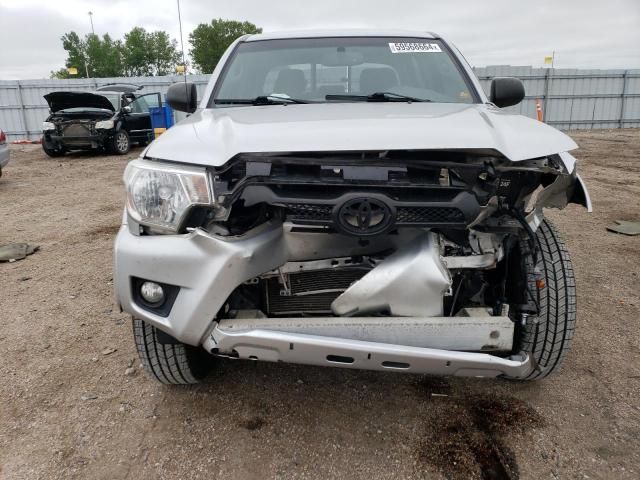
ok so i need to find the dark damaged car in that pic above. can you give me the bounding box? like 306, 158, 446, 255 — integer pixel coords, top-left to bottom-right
41, 88, 160, 157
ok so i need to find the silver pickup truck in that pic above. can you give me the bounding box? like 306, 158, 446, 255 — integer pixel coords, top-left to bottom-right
114, 30, 591, 384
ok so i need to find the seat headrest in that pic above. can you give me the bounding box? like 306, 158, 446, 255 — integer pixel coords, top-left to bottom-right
273, 69, 306, 97
359, 67, 399, 94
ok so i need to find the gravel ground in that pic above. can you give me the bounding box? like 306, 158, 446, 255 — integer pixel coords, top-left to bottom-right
0, 129, 639, 480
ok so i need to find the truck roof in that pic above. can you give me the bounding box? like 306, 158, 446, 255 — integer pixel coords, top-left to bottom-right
245, 29, 439, 42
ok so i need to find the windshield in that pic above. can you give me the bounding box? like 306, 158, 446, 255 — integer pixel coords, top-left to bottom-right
101, 93, 120, 110
212, 37, 477, 106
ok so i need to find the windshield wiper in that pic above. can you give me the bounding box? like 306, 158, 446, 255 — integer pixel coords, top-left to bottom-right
216, 95, 309, 106
325, 92, 430, 103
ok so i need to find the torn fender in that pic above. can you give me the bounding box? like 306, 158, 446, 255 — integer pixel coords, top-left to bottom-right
571, 173, 592, 212
526, 168, 592, 231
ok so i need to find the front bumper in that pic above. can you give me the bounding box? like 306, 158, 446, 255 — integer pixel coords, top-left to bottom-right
44, 132, 110, 149
115, 221, 289, 345
204, 326, 533, 378
114, 219, 422, 345
114, 220, 532, 378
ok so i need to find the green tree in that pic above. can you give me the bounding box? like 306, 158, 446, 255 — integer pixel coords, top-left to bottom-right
58, 31, 89, 78
122, 27, 181, 76
50, 68, 72, 79
149, 31, 181, 76
53, 28, 180, 78
86, 33, 123, 77
53, 31, 123, 78
121, 27, 149, 76
189, 19, 262, 73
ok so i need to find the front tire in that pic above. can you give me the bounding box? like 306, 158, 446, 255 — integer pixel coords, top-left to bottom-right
111, 130, 130, 155
42, 143, 65, 158
132, 319, 213, 384
508, 219, 577, 381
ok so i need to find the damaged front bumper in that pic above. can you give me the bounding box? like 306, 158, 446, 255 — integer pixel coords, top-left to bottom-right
114, 219, 420, 345
43, 131, 111, 150
203, 325, 534, 378
114, 217, 535, 379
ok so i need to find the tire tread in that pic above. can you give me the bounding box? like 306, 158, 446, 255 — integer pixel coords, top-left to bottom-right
514, 219, 576, 381
132, 318, 209, 385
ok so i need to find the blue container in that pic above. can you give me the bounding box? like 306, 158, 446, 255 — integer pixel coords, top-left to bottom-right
162, 105, 174, 128
149, 105, 175, 133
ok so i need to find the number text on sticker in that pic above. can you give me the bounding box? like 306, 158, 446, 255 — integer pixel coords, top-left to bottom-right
389, 43, 442, 53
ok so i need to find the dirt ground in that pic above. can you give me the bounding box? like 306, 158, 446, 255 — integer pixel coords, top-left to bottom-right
0, 129, 639, 480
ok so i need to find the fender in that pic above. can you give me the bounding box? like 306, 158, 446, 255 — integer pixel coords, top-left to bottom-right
526, 171, 592, 231
570, 173, 592, 212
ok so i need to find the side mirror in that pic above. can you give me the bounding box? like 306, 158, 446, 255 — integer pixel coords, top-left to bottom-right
490, 77, 525, 108
166, 82, 197, 113
122, 105, 132, 114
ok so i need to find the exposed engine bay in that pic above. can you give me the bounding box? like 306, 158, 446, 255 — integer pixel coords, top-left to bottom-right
44, 112, 113, 145
173, 149, 586, 331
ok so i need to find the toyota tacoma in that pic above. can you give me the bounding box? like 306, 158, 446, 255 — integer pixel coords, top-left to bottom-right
114, 30, 591, 384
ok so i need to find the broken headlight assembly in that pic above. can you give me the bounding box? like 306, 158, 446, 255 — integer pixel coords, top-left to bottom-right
95, 120, 115, 130
124, 158, 212, 233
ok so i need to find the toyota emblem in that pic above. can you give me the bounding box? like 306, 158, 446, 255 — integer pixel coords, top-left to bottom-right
335, 197, 394, 236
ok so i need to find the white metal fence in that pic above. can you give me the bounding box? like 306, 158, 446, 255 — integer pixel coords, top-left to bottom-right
475, 66, 640, 130
1, 67, 639, 141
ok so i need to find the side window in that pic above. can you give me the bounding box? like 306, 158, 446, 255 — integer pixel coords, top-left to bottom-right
130, 96, 148, 113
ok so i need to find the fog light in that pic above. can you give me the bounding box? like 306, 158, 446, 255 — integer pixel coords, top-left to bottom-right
140, 281, 165, 304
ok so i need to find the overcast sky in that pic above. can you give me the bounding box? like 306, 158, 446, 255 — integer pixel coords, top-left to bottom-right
1, 0, 639, 79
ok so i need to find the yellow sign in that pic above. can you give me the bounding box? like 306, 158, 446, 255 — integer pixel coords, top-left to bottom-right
67, 67, 78, 75
175, 65, 186, 73
544, 56, 553, 65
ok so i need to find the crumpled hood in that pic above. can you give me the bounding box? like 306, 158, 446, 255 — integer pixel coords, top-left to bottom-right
44, 91, 115, 112
146, 102, 577, 166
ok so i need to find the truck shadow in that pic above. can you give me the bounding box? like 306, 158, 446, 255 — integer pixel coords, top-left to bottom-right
413, 376, 543, 480
160, 359, 544, 480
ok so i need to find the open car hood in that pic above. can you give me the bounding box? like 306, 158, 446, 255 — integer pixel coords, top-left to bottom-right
44, 91, 115, 112
145, 102, 578, 166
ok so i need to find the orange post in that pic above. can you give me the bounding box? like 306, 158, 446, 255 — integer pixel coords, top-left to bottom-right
536, 101, 543, 122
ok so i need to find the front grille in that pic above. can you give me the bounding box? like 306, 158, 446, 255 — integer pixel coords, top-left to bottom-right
396, 206, 465, 224
63, 124, 92, 137
286, 204, 333, 221
265, 268, 366, 315
286, 203, 466, 226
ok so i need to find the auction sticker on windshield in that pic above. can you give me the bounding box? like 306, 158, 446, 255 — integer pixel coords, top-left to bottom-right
389, 42, 442, 53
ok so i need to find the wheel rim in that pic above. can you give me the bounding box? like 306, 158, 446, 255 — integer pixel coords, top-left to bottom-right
116, 133, 128, 152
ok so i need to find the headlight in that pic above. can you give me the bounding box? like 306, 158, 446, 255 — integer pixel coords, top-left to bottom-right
95, 120, 114, 130
42, 121, 55, 131
124, 159, 212, 233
